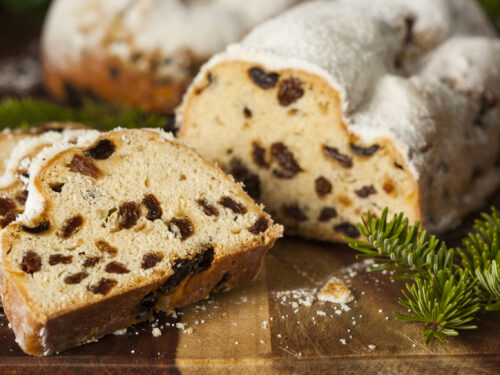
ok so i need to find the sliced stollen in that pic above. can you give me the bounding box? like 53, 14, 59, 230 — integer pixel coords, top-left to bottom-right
178, 0, 500, 242
1, 128, 282, 355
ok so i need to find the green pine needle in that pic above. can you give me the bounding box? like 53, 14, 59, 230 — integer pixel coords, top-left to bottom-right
346, 207, 499, 345
0, 98, 168, 131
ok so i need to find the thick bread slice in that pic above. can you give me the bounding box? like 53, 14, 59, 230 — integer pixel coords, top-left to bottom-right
178, 0, 500, 242
1, 128, 282, 355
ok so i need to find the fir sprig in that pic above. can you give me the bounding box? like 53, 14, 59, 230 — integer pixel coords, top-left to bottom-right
0, 98, 168, 131
346, 207, 500, 344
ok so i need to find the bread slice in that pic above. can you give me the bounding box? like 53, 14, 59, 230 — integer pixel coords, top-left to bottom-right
178, 0, 500, 242
1, 128, 282, 355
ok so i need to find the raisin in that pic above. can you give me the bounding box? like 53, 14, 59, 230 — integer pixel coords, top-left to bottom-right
50, 183, 64, 193
96, 240, 118, 255
394, 162, 404, 170
323, 146, 353, 168
213, 273, 231, 292
49, 254, 73, 265
1, 209, 18, 228
142, 194, 162, 221
403, 15, 416, 45
21, 251, 42, 274
248, 67, 279, 89
197, 199, 219, 217
64, 272, 88, 285
334, 223, 360, 238
169, 217, 194, 240
252, 142, 269, 168
383, 182, 394, 194
248, 216, 269, 234
137, 292, 156, 320
141, 253, 163, 270
16, 190, 29, 205
243, 107, 252, 119
85, 139, 116, 160
283, 204, 308, 221
271, 142, 302, 178
90, 278, 117, 295
159, 258, 194, 293
60, 215, 84, 238
228, 158, 261, 200
118, 201, 140, 229
162, 113, 178, 135
219, 196, 247, 214
70, 154, 101, 179
105, 261, 130, 274
193, 247, 215, 273
108, 66, 120, 80
22, 221, 50, 234
350, 143, 379, 156
355, 185, 377, 198
0, 197, 15, 216
473, 92, 496, 127
83, 257, 101, 267
315, 177, 332, 197
64, 82, 82, 107
278, 78, 304, 106
318, 207, 337, 222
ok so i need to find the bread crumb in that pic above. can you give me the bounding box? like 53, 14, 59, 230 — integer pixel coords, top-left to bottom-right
152, 328, 162, 337
318, 279, 354, 304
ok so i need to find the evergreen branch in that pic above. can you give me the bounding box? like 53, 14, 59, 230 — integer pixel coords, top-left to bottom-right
0, 98, 168, 131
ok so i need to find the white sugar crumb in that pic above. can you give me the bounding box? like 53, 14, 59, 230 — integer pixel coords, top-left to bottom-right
316, 310, 326, 316
152, 328, 162, 337
176, 323, 186, 330
183, 328, 193, 334
113, 328, 127, 336
368, 345, 376, 351
340, 339, 347, 345
319, 278, 355, 304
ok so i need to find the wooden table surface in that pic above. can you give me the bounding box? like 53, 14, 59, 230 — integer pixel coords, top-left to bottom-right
0, 9, 499, 375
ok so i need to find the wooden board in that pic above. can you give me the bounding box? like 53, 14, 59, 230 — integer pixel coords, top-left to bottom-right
0, 9, 499, 375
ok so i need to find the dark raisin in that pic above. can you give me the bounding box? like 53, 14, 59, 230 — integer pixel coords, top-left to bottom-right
162, 113, 178, 135
403, 15, 416, 45
137, 292, 156, 320
90, 278, 117, 295
64, 272, 88, 285
96, 240, 118, 255
350, 143, 380, 156
22, 221, 50, 234
271, 142, 302, 178
243, 107, 252, 119
49, 254, 73, 265
315, 177, 332, 197
21, 251, 42, 274
1, 209, 18, 228
323, 146, 353, 168
141, 253, 163, 270
318, 207, 337, 222
60, 215, 84, 238
16, 190, 29, 205
278, 78, 304, 106
105, 261, 130, 274
394, 162, 404, 170
252, 142, 269, 168
85, 139, 116, 160
219, 196, 247, 214
213, 272, 231, 292
83, 257, 100, 267
64, 82, 82, 107
118, 201, 140, 229
473, 92, 496, 127
159, 258, 194, 293
70, 154, 101, 179
50, 183, 64, 193
197, 199, 219, 217
248, 67, 279, 89
169, 217, 194, 240
228, 158, 261, 200
283, 204, 308, 221
21, 172, 29, 179
108, 66, 120, 80
334, 222, 360, 238
142, 194, 162, 221
355, 185, 377, 198
193, 247, 215, 273
248, 216, 269, 234
383, 182, 394, 194
0, 197, 15, 216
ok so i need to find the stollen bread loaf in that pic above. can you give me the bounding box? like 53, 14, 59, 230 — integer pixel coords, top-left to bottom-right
178, 0, 500, 242
1, 128, 282, 355
42, 0, 305, 113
